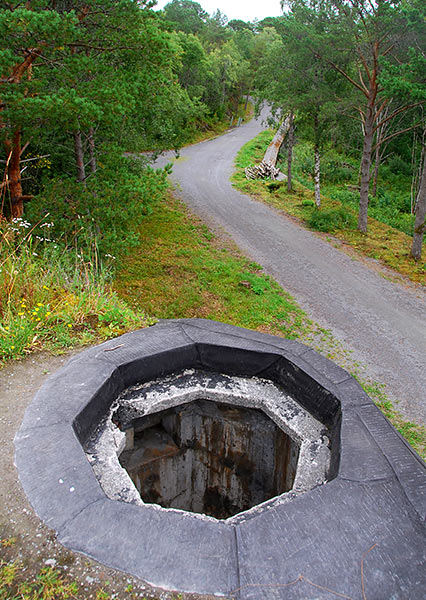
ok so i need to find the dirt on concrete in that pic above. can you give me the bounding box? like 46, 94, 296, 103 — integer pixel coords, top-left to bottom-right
0, 351, 220, 600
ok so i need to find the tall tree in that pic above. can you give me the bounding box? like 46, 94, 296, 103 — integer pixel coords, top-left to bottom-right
0, 0, 194, 218
0, 1, 78, 216
285, 0, 410, 232
380, 0, 426, 259
256, 14, 345, 204
163, 0, 208, 34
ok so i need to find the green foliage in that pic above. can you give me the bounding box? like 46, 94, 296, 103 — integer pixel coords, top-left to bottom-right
307, 207, 357, 232
267, 182, 284, 192
290, 141, 419, 238
163, 0, 208, 34
26, 158, 169, 260
386, 155, 412, 177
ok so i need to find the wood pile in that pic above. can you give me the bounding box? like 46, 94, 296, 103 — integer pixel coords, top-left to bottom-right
245, 161, 280, 180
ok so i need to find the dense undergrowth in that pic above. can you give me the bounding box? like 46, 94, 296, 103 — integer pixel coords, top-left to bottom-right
0, 155, 165, 365
232, 131, 426, 283
292, 141, 417, 237
0, 217, 154, 365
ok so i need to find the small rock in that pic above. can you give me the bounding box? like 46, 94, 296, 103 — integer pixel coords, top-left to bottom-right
239, 280, 252, 289
44, 558, 57, 567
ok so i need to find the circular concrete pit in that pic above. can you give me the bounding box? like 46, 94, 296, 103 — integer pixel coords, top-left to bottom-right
15, 319, 426, 599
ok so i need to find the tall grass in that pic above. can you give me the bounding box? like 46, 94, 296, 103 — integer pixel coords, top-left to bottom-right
0, 217, 153, 365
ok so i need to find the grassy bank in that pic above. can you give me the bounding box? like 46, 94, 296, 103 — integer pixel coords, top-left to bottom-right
114, 193, 328, 343
232, 131, 426, 284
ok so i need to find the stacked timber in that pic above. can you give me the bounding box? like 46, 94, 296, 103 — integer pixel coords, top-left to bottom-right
245, 113, 292, 181
245, 161, 280, 180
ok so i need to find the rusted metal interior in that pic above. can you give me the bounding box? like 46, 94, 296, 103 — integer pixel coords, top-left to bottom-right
118, 399, 300, 519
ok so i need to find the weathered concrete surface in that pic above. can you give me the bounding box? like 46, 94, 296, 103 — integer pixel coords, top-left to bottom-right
153, 112, 426, 426
86, 371, 330, 519
1, 351, 182, 600
15, 320, 426, 599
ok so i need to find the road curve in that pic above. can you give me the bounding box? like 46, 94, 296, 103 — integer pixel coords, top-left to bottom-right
153, 113, 426, 426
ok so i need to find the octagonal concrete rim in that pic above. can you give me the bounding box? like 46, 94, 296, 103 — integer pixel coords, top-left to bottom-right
14, 319, 426, 598
90, 369, 331, 523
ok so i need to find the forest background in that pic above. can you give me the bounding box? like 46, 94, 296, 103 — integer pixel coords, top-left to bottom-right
1, 0, 425, 399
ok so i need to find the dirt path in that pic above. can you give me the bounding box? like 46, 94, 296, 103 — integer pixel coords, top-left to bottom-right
154, 112, 426, 426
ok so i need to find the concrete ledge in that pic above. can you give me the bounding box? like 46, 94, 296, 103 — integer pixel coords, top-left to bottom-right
15, 319, 426, 598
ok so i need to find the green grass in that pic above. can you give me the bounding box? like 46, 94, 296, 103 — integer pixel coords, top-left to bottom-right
232, 131, 426, 284
114, 192, 426, 459
114, 192, 328, 344
0, 560, 78, 600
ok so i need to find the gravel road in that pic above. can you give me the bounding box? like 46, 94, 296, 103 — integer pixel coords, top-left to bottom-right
154, 112, 426, 426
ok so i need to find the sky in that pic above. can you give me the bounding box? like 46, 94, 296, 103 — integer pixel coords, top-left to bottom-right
152, 0, 283, 23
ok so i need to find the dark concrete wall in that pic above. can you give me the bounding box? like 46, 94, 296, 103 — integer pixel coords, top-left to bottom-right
119, 400, 299, 519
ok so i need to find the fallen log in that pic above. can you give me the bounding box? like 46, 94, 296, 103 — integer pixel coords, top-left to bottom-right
245, 114, 292, 180
262, 114, 292, 167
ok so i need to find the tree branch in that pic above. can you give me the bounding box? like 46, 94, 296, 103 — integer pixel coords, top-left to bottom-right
374, 102, 425, 132
322, 57, 369, 97
375, 123, 423, 149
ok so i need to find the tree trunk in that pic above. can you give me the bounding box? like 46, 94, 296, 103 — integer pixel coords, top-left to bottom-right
314, 143, 321, 208
372, 141, 381, 197
371, 105, 389, 197
244, 91, 250, 111
411, 147, 426, 261
73, 131, 86, 184
358, 104, 374, 233
287, 114, 294, 192
88, 127, 97, 174
4, 130, 24, 218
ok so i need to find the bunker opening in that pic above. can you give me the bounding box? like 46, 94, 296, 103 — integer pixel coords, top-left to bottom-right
117, 400, 299, 520
85, 369, 332, 522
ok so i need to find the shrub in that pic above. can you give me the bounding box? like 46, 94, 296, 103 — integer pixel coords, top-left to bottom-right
267, 181, 284, 192
26, 154, 168, 261
0, 218, 152, 364
386, 155, 411, 177
307, 207, 357, 232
